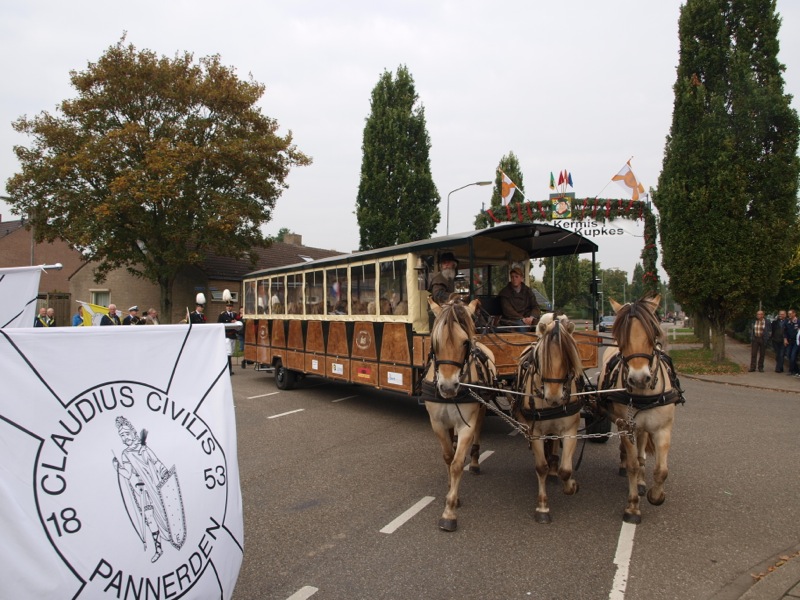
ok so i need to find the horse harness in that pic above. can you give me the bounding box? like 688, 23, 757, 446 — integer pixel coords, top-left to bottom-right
599, 344, 685, 411
513, 339, 585, 423
421, 339, 498, 404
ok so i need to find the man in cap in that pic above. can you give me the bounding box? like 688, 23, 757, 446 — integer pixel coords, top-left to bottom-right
100, 304, 122, 325
189, 294, 207, 324
122, 306, 141, 325
217, 291, 239, 376
428, 252, 459, 305
499, 265, 540, 332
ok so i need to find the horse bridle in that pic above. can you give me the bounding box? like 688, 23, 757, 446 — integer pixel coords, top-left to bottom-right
521, 322, 576, 407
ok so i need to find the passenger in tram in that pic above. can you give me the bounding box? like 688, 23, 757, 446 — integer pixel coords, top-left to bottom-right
499, 265, 541, 332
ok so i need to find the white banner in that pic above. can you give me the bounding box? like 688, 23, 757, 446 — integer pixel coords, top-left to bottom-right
0, 324, 243, 599
0, 265, 42, 328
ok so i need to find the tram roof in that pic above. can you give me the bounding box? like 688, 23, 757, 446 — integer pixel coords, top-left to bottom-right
244, 222, 598, 278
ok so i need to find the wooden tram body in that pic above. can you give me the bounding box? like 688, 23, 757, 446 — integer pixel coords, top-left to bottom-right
241, 223, 600, 393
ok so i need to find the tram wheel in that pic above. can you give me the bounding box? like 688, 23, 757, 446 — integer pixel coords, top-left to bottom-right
274, 360, 297, 390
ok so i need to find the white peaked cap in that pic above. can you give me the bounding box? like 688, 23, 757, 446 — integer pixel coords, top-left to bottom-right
196, 293, 206, 305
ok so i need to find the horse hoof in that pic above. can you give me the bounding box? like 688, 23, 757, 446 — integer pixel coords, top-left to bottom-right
618, 467, 627, 477
534, 511, 552, 524
623, 512, 642, 524
647, 489, 666, 506
438, 518, 457, 532
469, 465, 481, 474
637, 484, 646, 497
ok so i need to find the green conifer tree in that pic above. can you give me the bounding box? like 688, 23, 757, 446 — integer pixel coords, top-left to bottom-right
356, 65, 440, 250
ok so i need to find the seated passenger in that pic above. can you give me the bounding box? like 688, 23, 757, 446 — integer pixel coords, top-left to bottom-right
498, 266, 541, 332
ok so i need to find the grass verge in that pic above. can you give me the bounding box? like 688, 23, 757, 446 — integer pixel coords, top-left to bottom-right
670, 347, 742, 375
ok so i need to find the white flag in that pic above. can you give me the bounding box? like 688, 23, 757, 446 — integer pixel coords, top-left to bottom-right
612, 160, 646, 201
0, 324, 243, 598
0, 265, 42, 328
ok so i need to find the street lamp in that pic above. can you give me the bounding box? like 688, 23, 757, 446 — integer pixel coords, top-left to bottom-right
446, 181, 493, 235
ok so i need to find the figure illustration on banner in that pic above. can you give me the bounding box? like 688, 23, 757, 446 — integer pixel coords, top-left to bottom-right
112, 416, 186, 563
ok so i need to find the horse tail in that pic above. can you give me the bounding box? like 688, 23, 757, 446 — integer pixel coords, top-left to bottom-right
645, 434, 655, 455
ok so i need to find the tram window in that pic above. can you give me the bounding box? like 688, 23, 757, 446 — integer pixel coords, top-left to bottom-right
286, 274, 303, 314
245, 280, 257, 315
327, 267, 349, 315
305, 270, 324, 315
256, 279, 269, 314
351, 263, 376, 315
270, 277, 285, 315
471, 266, 489, 296
379, 259, 407, 315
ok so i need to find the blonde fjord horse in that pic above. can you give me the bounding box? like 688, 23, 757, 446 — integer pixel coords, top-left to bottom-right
598, 294, 684, 524
422, 298, 497, 532
513, 313, 585, 524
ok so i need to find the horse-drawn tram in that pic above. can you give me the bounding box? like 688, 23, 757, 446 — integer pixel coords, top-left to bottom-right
242, 222, 685, 528
241, 222, 600, 392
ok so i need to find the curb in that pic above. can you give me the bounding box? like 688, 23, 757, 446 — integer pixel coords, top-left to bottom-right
707, 542, 800, 600
681, 373, 800, 395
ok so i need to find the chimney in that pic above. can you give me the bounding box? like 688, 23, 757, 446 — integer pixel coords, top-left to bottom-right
283, 233, 302, 246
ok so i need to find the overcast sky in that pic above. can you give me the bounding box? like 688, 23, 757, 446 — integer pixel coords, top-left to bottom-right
2, 1, 799, 279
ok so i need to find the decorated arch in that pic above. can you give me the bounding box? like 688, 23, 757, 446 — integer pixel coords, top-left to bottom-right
482, 197, 659, 294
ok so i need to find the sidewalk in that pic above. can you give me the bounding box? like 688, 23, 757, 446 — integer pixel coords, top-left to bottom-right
680, 335, 800, 395
680, 336, 800, 600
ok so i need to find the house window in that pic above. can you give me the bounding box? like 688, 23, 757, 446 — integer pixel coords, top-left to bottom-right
91, 290, 110, 307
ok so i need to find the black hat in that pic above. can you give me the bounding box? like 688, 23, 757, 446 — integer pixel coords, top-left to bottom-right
439, 252, 458, 266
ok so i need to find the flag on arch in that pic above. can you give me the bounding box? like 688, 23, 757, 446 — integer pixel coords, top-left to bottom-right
612, 159, 646, 201
549, 172, 555, 190
499, 170, 517, 205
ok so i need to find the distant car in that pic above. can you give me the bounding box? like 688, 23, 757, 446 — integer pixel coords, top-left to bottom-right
598, 315, 615, 332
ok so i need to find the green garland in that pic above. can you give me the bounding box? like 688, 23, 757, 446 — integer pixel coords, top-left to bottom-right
484, 197, 659, 293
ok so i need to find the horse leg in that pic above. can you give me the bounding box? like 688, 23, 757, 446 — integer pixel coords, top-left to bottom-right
467, 404, 486, 474
620, 433, 642, 524
440, 425, 475, 531
618, 437, 627, 477
558, 435, 579, 497
531, 438, 552, 524
646, 428, 671, 506
635, 432, 650, 497
546, 439, 560, 479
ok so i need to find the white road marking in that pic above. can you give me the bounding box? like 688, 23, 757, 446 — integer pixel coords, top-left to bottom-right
268, 409, 305, 419
332, 395, 358, 403
463, 449, 494, 470
609, 521, 636, 599
286, 586, 318, 600
508, 428, 520, 436
246, 391, 281, 399
380, 496, 436, 534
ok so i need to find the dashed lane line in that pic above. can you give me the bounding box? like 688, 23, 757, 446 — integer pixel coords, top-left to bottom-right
268, 409, 305, 419
286, 586, 318, 600
379, 496, 436, 534
609, 521, 636, 599
332, 395, 359, 403
246, 391, 281, 400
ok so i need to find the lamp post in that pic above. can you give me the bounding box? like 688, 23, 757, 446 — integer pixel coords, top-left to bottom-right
446, 181, 493, 235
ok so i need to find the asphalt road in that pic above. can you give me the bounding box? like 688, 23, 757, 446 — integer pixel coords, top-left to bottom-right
229, 365, 800, 600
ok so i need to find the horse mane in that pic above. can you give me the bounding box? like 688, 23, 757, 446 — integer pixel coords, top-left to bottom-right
431, 300, 475, 350
613, 294, 663, 350
537, 316, 583, 379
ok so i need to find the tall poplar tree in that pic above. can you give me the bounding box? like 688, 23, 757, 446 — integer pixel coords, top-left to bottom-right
655, 0, 799, 361
356, 65, 440, 250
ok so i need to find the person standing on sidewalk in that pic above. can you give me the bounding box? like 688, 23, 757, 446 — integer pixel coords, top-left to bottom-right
784, 309, 799, 375
771, 310, 787, 372
749, 310, 769, 372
